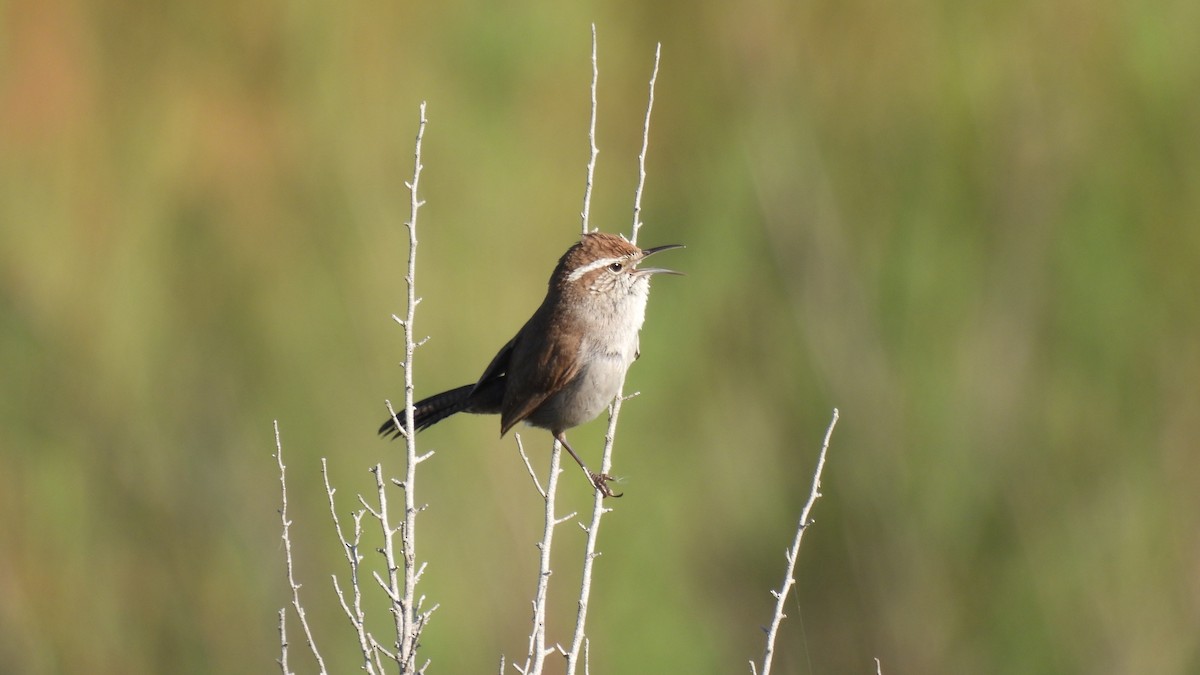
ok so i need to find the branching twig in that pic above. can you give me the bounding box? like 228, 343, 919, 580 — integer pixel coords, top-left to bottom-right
275, 104, 435, 674
395, 101, 431, 673
518, 435, 566, 675
369, 461, 410, 664
752, 408, 840, 675
322, 458, 378, 673
273, 420, 326, 672
511, 33, 666, 675
564, 40, 662, 675
327, 102, 433, 674
517, 27, 604, 675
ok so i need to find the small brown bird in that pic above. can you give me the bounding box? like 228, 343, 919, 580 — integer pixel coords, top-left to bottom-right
380, 231, 682, 497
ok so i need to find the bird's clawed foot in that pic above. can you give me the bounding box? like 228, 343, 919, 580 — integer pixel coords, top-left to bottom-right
589, 471, 623, 498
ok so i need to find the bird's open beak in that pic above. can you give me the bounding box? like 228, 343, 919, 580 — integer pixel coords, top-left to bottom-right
636, 243, 685, 276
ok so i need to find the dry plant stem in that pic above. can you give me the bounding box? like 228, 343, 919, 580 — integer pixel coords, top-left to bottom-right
365, 461, 409, 666
752, 408, 840, 675
369, 101, 433, 673
277, 609, 290, 675
563, 395, 620, 675
517, 435, 574, 675
629, 43, 661, 246
514, 32, 662, 675
580, 23, 599, 236
322, 458, 381, 674
273, 103, 431, 675
516, 434, 548, 498
564, 29, 605, 673
396, 101, 431, 673
564, 44, 661, 675
515, 26, 603, 675
275, 422, 328, 675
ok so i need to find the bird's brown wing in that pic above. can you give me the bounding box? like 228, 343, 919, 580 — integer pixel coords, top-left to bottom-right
469, 334, 515, 398
498, 322, 582, 436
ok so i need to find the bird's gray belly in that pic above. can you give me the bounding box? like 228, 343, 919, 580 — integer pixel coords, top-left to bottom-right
527, 354, 631, 431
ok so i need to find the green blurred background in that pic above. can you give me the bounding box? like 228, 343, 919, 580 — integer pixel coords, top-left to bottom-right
2, 0, 1198, 672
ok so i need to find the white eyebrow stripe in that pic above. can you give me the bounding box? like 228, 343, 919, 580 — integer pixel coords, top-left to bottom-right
566, 256, 625, 283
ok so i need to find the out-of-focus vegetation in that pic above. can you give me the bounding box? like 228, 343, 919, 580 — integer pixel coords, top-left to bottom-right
2, 0, 1198, 672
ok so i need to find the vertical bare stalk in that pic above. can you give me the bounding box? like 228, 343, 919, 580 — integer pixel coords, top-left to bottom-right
275, 422, 328, 675
377, 101, 435, 673
564, 42, 662, 675
752, 408, 840, 675
277, 609, 290, 675
276, 103, 434, 674
580, 23, 600, 236
322, 458, 380, 673
396, 101, 431, 673
516, 435, 576, 675
516, 28, 601, 675
629, 42, 660, 246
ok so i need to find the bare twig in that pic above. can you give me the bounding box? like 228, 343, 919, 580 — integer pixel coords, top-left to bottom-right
513, 34, 667, 675
563, 397, 617, 675
277, 609, 290, 675
344, 101, 432, 674
578, 39, 659, 675
580, 24, 599, 235
396, 101, 431, 673
519, 436, 566, 675
563, 43, 662, 675
629, 42, 661, 245
275, 422, 328, 674
370, 462, 410, 666
516, 434, 547, 498
518, 28, 604, 675
753, 408, 840, 675
321, 458, 378, 672
275, 103, 433, 675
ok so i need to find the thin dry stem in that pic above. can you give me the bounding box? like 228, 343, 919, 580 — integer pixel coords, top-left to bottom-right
565, 41, 662, 675
322, 458, 378, 673
277, 609, 291, 675
519, 438, 565, 675
395, 101, 430, 672
275, 422, 329, 675
516, 434, 547, 498
755, 408, 840, 675
630, 43, 661, 245
274, 102, 432, 675
580, 24, 599, 235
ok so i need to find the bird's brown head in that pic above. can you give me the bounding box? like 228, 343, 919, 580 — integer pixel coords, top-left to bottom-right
551, 232, 683, 298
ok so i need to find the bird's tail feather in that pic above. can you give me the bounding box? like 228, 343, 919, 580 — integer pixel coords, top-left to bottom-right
378, 384, 475, 439
378, 377, 506, 439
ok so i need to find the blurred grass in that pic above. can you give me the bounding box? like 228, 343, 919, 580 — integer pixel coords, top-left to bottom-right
2, 0, 1199, 673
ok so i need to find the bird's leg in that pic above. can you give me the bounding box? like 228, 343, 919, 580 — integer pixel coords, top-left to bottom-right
555, 433, 622, 498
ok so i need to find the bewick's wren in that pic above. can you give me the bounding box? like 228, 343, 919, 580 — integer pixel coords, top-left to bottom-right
379, 231, 682, 497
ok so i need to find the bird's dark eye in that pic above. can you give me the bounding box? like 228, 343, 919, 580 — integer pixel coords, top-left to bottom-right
608, 262, 624, 272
